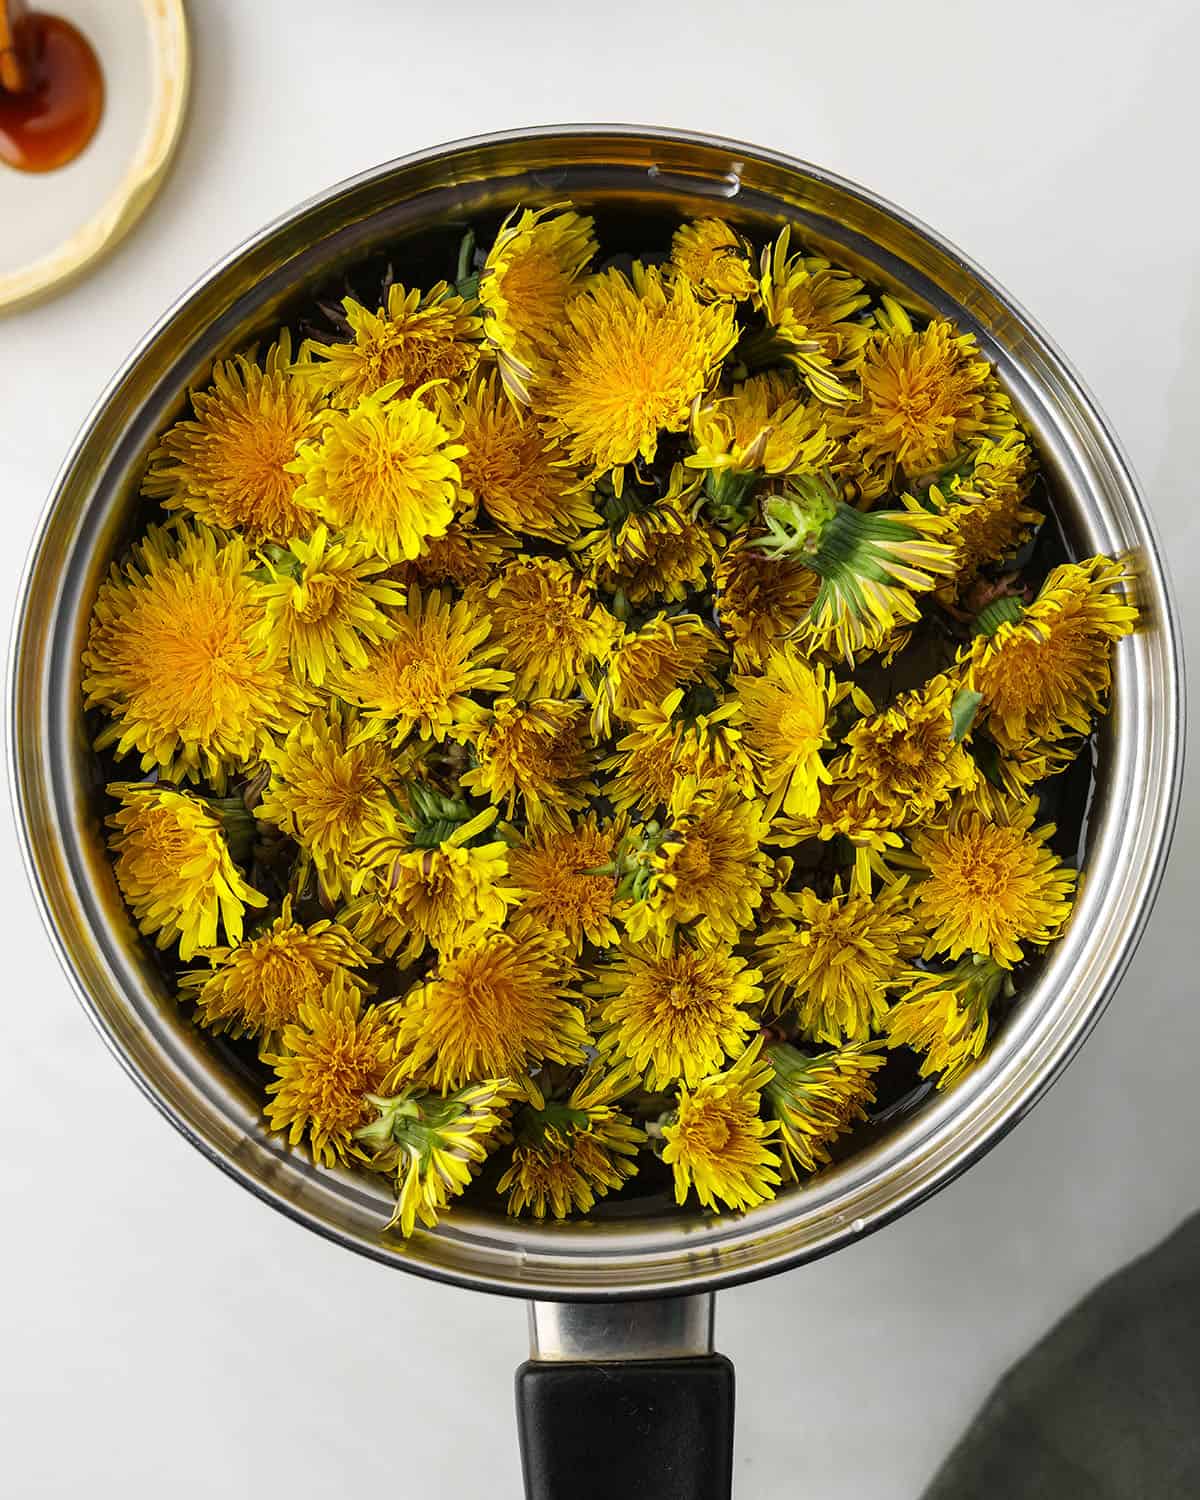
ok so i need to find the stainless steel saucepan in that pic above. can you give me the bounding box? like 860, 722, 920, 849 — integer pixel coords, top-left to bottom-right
7, 127, 1185, 1500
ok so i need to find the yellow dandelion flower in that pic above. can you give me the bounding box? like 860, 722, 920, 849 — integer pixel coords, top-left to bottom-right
83, 523, 303, 791
752, 228, 872, 404
106, 781, 266, 961
142, 331, 324, 543
542, 264, 738, 484
662, 1039, 782, 1212
842, 674, 980, 824
178, 897, 375, 1042
356, 1077, 518, 1236
601, 693, 756, 817
303, 281, 481, 408
256, 702, 403, 902
457, 371, 597, 539
928, 432, 1043, 591
590, 938, 763, 1089
508, 814, 621, 954
498, 1129, 631, 1220
622, 776, 771, 947
907, 795, 1077, 968
714, 536, 820, 671
477, 204, 597, 403
964, 556, 1136, 752
763, 1040, 887, 1175
460, 697, 595, 829
344, 808, 520, 963
498, 1066, 645, 1219
582, 500, 719, 604
963, 734, 1080, 818
335, 586, 510, 746
253, 524, 406, 686
760, 473, 957, 662
769, 770, 905, 895
289, 384, 467, 563
885, 956, 1008, 1088
670, 217, 757, 302
756, 879, 921, 1043
389, 919, 589, 1100
846, 297, 1009, 491
733, 644, 833, 819
662, 690, 758, 794
391, 523, 515, 596
264, 970, 396, 1167
599, 708, 683, 817
691, 371, 834, 478
487, 557, 619, 697
588, 612, 725, 738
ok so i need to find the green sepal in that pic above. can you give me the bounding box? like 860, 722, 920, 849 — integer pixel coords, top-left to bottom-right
949, 688, 983, 743
973, 595, 1026, 636
702, 467, 759, 531
969, 734, 1005, 789
455, 228, 478, 296
204, 795, 256, 864
400, 782, 478, 847
516, 1098, 592, 1149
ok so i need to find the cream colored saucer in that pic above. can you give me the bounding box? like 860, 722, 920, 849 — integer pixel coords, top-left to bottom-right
0, 0, 188, 314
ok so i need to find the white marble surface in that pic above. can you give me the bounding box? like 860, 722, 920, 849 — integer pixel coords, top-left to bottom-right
1, 2, 1197, 1495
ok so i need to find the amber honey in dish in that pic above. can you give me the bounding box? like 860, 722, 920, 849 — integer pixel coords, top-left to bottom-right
0, 12, 103, 173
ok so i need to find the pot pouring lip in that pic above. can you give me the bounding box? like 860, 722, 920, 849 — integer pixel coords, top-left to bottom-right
7, 125, 1188, 1301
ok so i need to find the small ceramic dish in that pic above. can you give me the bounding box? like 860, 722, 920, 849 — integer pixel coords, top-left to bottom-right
0, 0, 188, 314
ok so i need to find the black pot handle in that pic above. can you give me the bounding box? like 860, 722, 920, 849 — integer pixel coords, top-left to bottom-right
516, 1295, 735, 1500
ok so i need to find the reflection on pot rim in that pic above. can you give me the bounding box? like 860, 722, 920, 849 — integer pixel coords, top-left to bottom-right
6, 126, 1186, 1299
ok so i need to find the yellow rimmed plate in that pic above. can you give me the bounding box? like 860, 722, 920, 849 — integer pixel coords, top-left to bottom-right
0, 0, 188, 314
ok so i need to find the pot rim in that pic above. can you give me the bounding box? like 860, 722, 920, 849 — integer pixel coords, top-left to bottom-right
8, 124, 1187, 1300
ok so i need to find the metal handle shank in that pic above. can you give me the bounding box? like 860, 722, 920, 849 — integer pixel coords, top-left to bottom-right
516, 1295, 734, 1500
